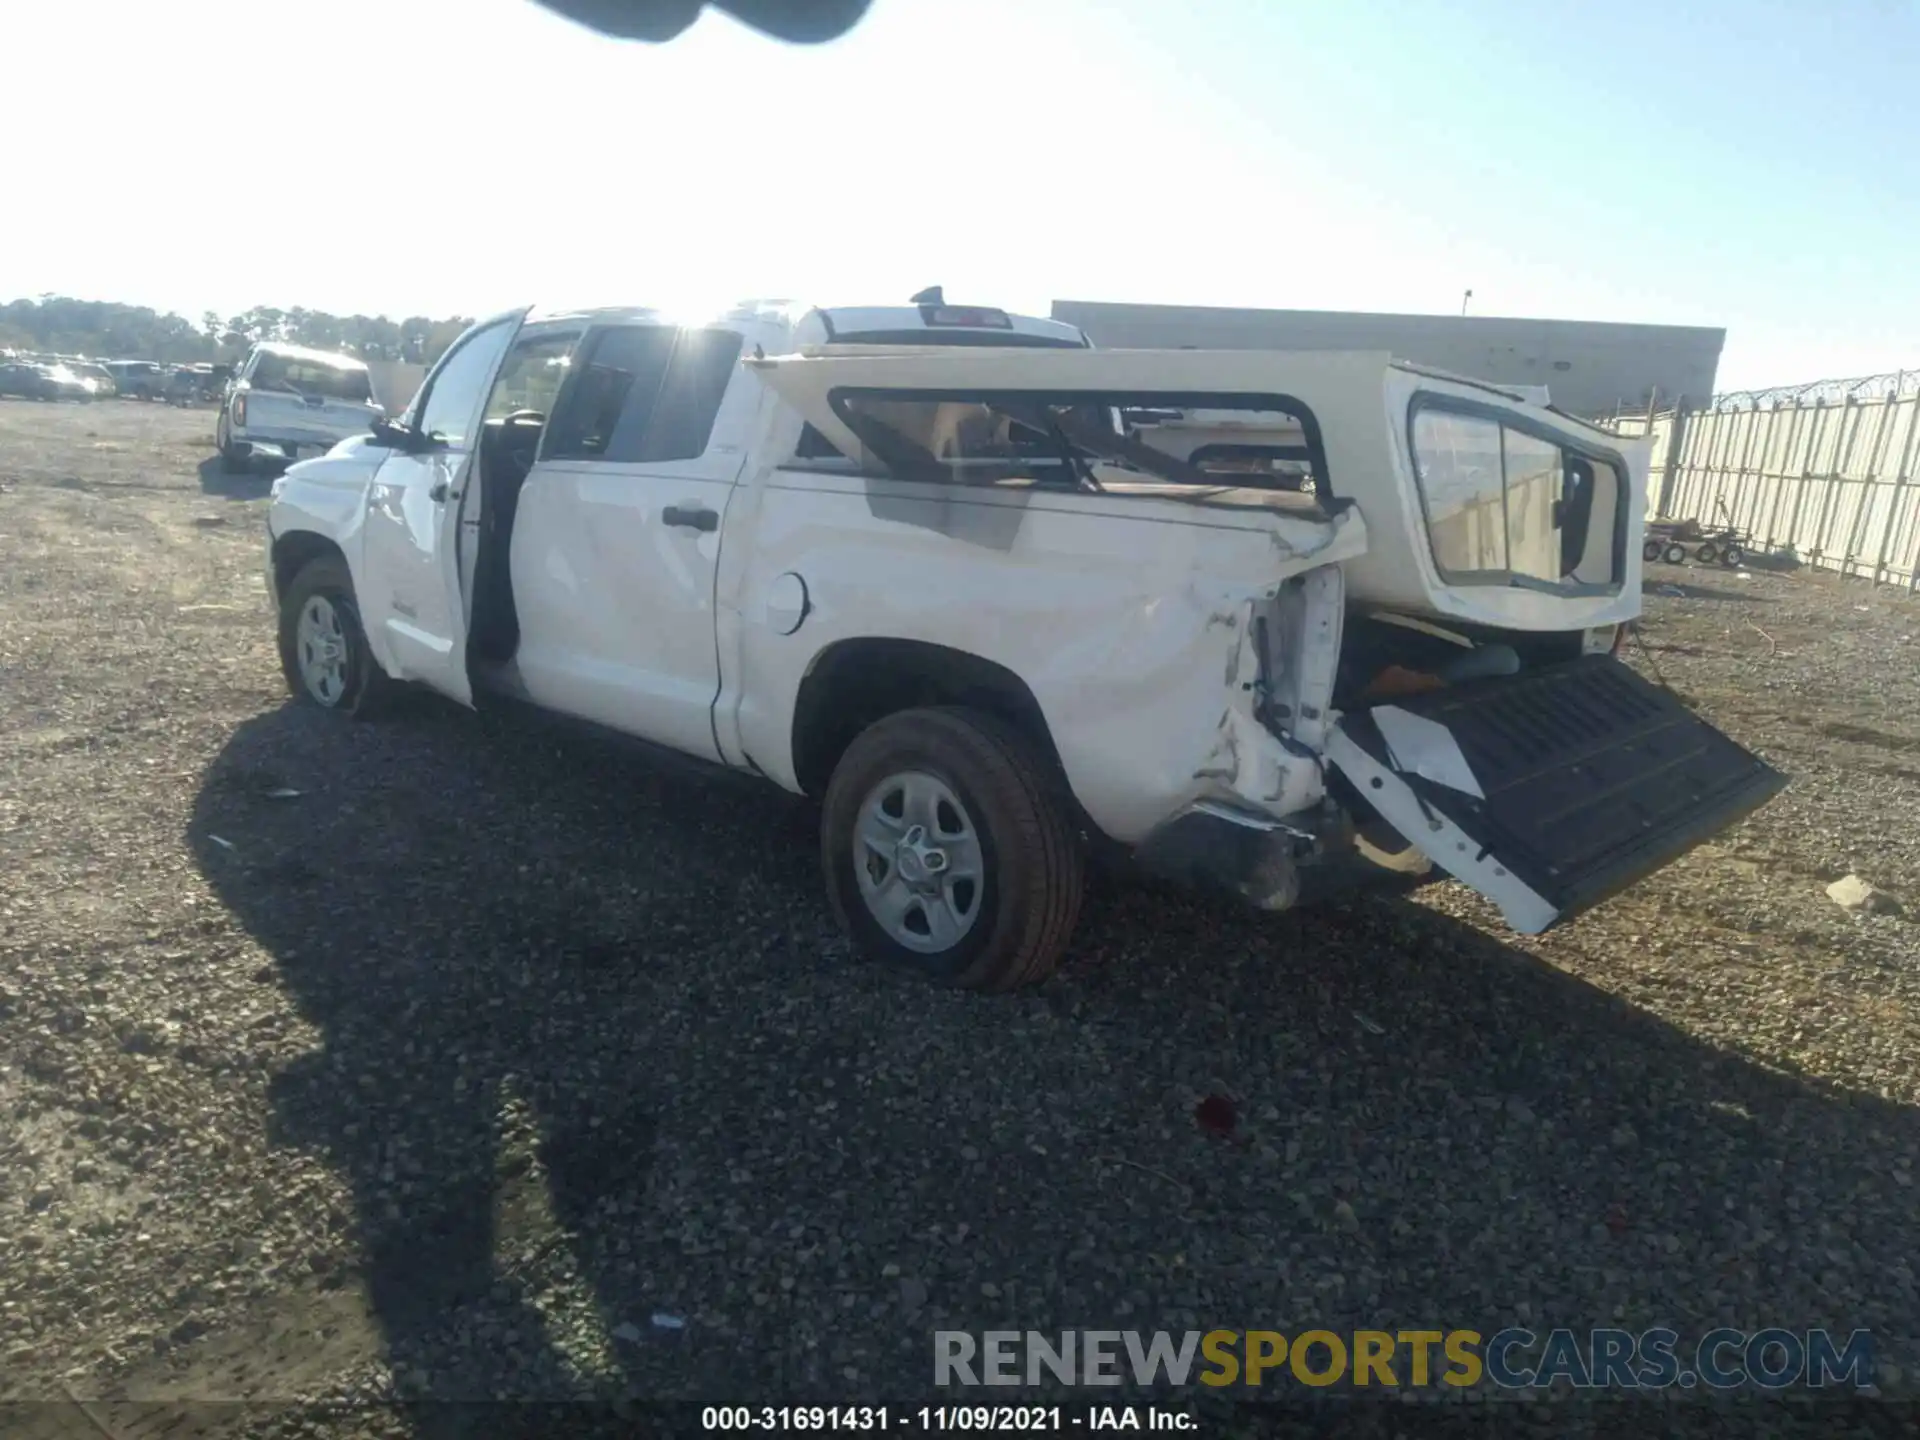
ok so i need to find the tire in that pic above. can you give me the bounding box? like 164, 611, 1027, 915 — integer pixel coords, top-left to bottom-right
277, 555, 398, 718
821, 706, 1085, 992
1642, 539, 1662, 562
220, 439, 248, 474
1695, 542, 1718, 564
1663, 543, 1687, 564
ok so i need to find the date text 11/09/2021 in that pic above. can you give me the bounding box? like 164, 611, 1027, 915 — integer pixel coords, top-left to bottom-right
702, 1408, 1191, 1432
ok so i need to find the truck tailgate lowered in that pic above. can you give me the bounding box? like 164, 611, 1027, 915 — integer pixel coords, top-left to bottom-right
1324, 657, 1786, 933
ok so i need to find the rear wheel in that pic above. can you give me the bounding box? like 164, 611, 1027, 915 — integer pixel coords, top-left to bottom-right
821, 706, 1084, 992
277, 555, 397, 718
217, 416, 248, 473
1721, 544, 1745, 567
1695, 541, 1718, 564
1642, 538, 1663, 562
1663, 543, 1687, 564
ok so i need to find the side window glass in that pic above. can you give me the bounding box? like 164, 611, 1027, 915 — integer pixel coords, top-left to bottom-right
544, 326, 677, 461
416, 321, 517, 449
543, 326, 744, 464
485, 334, 578, 421
629, 328, 744, 462
1411, 410, 1507, 576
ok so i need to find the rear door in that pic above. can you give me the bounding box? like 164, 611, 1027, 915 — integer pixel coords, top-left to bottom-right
358, 310, 527, 706
508, 322, 752, 760
1324, 657, 1785, 933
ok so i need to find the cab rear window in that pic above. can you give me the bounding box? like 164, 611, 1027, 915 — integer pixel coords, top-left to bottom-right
793, 330, 1089, 460
250, 354, 372, 403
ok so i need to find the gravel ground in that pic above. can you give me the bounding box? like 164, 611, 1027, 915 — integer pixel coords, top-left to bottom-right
2, 401, 1918, 1437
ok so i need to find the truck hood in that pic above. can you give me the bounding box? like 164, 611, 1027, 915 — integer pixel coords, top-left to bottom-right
274, 440, 390, 498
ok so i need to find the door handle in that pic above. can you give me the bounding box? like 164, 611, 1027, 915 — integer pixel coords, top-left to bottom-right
662, 505, 718, 532
429, 481, 461, 503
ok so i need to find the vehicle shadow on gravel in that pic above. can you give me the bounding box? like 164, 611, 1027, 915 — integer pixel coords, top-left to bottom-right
196, 454, 282, 501
186, 700, 1920, 1423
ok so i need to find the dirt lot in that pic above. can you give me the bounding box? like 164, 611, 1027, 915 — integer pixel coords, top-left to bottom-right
2, 400, 1918, 1436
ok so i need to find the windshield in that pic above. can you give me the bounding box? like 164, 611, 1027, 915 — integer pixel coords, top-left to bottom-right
250, 353, 372, 403
825, 391, 1323, 501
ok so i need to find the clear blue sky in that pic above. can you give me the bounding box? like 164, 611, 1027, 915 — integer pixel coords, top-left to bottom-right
6, 0, 1916, 388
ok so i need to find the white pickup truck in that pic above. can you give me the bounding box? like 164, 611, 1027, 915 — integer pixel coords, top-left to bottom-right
219, 342, 384, 472
263, 294, 1784, 990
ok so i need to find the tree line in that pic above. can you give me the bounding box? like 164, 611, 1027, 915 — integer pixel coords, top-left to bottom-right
0, 296, 474, 367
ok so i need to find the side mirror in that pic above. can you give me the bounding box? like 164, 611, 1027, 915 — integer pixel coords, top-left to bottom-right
370, 415, 434, 453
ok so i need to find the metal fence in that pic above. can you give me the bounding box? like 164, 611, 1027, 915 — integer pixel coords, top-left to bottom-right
1595, 377, 1920, 589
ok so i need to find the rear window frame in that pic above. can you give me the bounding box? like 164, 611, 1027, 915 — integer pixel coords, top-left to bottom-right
821, 385, 1339, 508
248, 351, 373, 403
1405, 392, 1630, 598
824, 329, 1091, 350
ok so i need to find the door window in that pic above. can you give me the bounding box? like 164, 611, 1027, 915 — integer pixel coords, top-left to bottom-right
631, 328, 745, 461
413, 320, 519, 449
485, 333, 579, 421
543, 325, 744, 463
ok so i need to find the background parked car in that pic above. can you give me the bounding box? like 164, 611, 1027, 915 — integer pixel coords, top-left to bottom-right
165, 365, 216, 405
0, 362, 97, 402
67, 361, 117, 398
0, 361, 46, 398
106, 360, 166, 400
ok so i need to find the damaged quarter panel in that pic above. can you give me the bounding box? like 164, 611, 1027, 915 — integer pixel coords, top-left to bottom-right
721, 457, 1368, 844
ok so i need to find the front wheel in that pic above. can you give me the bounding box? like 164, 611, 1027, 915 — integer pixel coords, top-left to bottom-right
821, 706, 1085, 992
1642, 538, 1663, 562
276, 555, 397, 718
1663, 543, 1687, 564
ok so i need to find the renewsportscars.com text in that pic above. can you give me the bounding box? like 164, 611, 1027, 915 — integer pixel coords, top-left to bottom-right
935, 1327, 1876, 1391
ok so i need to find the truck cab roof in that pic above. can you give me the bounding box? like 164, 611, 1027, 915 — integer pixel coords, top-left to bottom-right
519, 299, 1089, 353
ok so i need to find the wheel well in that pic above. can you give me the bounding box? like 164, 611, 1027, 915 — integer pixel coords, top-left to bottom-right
271, 530, 346, 603
790, 639, 1062, 797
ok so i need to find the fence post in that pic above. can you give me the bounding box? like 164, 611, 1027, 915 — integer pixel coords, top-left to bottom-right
1843, 392, 1898, 577
1727, 402, 1764, 537
1702, 402, 1739, 521
1654, 396, 1689, 517
1763, 399, 1803, 551
1784, 397, 1826, 565
1876, 392, 1920, 586
1809, 395, 1862, 572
